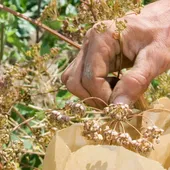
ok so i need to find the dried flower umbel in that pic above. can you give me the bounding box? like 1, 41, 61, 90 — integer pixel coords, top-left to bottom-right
44, 97, 164, 155
82, 103, 164, 155
62, 0, 142, 42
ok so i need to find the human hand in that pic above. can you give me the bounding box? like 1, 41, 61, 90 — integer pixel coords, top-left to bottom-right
61, 0, 170, 108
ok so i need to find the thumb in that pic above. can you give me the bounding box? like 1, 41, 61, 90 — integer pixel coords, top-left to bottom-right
109, 45, 170, 105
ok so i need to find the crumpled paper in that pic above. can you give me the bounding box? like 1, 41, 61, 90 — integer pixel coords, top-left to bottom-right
43, 97, 170, 170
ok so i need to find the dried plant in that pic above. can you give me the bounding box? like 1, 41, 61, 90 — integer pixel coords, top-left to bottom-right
0, 0, 168, 169
62, 0, 142, 42
39, 0, 58, 22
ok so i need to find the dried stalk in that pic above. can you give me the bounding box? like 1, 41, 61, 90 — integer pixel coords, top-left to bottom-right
0, 4, 81, 49
12, 117, 34, 131
0, 23, 4, 61
0, 0, 4, 62
12, 107, 34, 133
36, 0, 42, 43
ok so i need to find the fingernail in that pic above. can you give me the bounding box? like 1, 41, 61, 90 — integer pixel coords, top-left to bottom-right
113, 95, 131, 105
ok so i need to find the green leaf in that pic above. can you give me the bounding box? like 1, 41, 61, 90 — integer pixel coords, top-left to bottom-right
151, 80, 159, 88
65, 4, 77, 15
35, 111, 45, 120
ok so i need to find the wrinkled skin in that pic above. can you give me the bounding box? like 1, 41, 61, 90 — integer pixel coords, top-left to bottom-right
62, 0, 170, 108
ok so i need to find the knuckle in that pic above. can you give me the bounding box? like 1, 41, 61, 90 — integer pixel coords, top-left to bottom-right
66, 78, 76, 93
99, 45, 110, 56
126, 72, 149, 91
66, 78, 85, 99
61, 71, 69, 84
85, 28, 94, 38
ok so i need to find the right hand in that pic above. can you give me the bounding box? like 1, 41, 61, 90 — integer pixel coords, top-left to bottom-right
61, 0, 170, 108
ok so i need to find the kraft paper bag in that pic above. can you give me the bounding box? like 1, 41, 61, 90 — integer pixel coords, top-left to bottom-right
43, 97, 170, 170
43, 124, 165, 170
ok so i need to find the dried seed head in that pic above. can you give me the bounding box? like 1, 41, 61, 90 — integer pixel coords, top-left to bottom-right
131, 138, 154, 153
93, 132, 103, 141
103, 103, 132, 121
65, 101, 86, 117
116, 133, 132, 146
48, 110, 70, 123
142, 126, 164, 143
83, 120, 102, 140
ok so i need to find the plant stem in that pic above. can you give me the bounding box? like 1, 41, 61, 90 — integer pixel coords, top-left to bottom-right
36, 0, 42, 43
0, 24, 4, 61
0, 4, 81, 49
12, 107, 34, 133
0, 0, 4, 62
12, 117, 34, 131
21, 150, 45, 156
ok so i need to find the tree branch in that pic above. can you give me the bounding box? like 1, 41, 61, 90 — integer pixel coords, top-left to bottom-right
0, 4, 81, 49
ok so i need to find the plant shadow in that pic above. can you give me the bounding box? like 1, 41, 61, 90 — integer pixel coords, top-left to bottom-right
86, 161, 108, 170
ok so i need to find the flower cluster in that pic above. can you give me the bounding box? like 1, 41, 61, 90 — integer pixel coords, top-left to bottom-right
62, 0, 142, 42
142, 126, 164, 144
83, 120, 102, 141
82, 103, 164, 154
65, 101, 86, 118
131, 138, 153, 153
0, 141, 24, 170
0, 115, 10, 147
48, 110, 70, 123
103, 103, 132, 121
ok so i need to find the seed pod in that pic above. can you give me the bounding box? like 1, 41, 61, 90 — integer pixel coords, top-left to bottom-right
65, 101, 86, 117
103, 103, 132, 121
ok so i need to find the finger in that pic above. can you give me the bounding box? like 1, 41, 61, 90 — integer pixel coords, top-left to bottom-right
109, 45, 170, 105
61, 37, 89, 84
82, 32, 119, 108
61, 58, 75, 84
61, 40, 97, 107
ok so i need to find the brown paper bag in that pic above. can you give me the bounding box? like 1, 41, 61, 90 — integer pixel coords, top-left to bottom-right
142, 97, 170, 134
43, 97, 170, 170
142, 97, 170, 169
43, 124, 165, 170
148, 134, 170, 169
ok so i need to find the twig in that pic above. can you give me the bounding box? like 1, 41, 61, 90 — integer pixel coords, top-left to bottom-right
21, 150, 45, 156
12, 117, 34, 131
125, 121, 143, 137
27, 104, 45, 111
81, 116, 110, 121
12, 107, 34, 133
113, 121, 118, 131
9, 118, 29, 136
119, 121, 125, 133
82, 97, 108, 106
18, 103, 45, 111
36, 0, 42, 43
87, 106, 103, 112
0, 23, 4, 61
0, 4, 81, 49
0, 0, 5, 62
